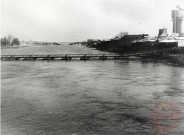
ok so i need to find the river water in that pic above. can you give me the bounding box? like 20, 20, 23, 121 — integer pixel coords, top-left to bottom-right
1, 44, 184, 135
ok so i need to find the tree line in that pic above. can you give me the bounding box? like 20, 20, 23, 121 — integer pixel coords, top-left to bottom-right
1, 35, 20, 46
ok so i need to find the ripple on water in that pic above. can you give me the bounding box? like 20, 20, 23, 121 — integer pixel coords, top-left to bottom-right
1, 45, 184, 135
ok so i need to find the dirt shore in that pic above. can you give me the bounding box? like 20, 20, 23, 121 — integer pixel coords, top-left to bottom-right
163, 54, 184, 65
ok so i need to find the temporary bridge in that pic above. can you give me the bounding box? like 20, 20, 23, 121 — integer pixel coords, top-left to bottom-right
1, 47, 184, 61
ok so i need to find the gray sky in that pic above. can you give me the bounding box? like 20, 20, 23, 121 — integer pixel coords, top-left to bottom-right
1, 0, 184, 42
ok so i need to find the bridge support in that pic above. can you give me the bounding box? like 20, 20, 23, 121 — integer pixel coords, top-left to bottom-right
80, 56, 91, 60
61, 56, 72, 60
42, 57, 55, 60
99, 55, 107, 60
114, 56, 121, 59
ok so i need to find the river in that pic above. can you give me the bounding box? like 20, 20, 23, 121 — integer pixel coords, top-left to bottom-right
1, 44, 184, 135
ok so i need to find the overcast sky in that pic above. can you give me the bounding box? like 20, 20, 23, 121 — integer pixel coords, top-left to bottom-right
1, 0, 184, 42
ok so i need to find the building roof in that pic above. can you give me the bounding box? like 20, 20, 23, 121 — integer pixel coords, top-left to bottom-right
173, 5, 183, 10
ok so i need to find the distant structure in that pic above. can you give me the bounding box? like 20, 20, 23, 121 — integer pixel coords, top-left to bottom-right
114, 32, 128, 39
172, 6, 183, 34
87, 39, 101, 46
158, 28, 168, 37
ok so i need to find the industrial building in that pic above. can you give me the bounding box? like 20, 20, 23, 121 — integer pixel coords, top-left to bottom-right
158, 28, 168, 37
172, 6, 183, 34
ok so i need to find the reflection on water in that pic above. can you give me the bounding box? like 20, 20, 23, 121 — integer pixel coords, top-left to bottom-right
1, 45, 184, 135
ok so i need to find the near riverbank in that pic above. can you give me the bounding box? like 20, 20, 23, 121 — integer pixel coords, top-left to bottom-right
163, 54, 184, 65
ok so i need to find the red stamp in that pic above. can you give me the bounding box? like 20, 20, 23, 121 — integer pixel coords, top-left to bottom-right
150, 101, 180, 132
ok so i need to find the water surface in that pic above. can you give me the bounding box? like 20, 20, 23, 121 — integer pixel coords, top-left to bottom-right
1, 45, 184, 135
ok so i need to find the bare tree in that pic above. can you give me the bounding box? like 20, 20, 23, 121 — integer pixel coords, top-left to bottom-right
7, 34, 13, 45
1, 36, 9, 46
11, 38, 20, 45
1, 35, 20, 46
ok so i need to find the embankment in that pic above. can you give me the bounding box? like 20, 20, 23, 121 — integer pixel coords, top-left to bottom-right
163, 54, 184, 65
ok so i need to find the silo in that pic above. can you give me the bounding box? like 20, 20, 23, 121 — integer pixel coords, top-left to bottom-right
172, 6, 183, 34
